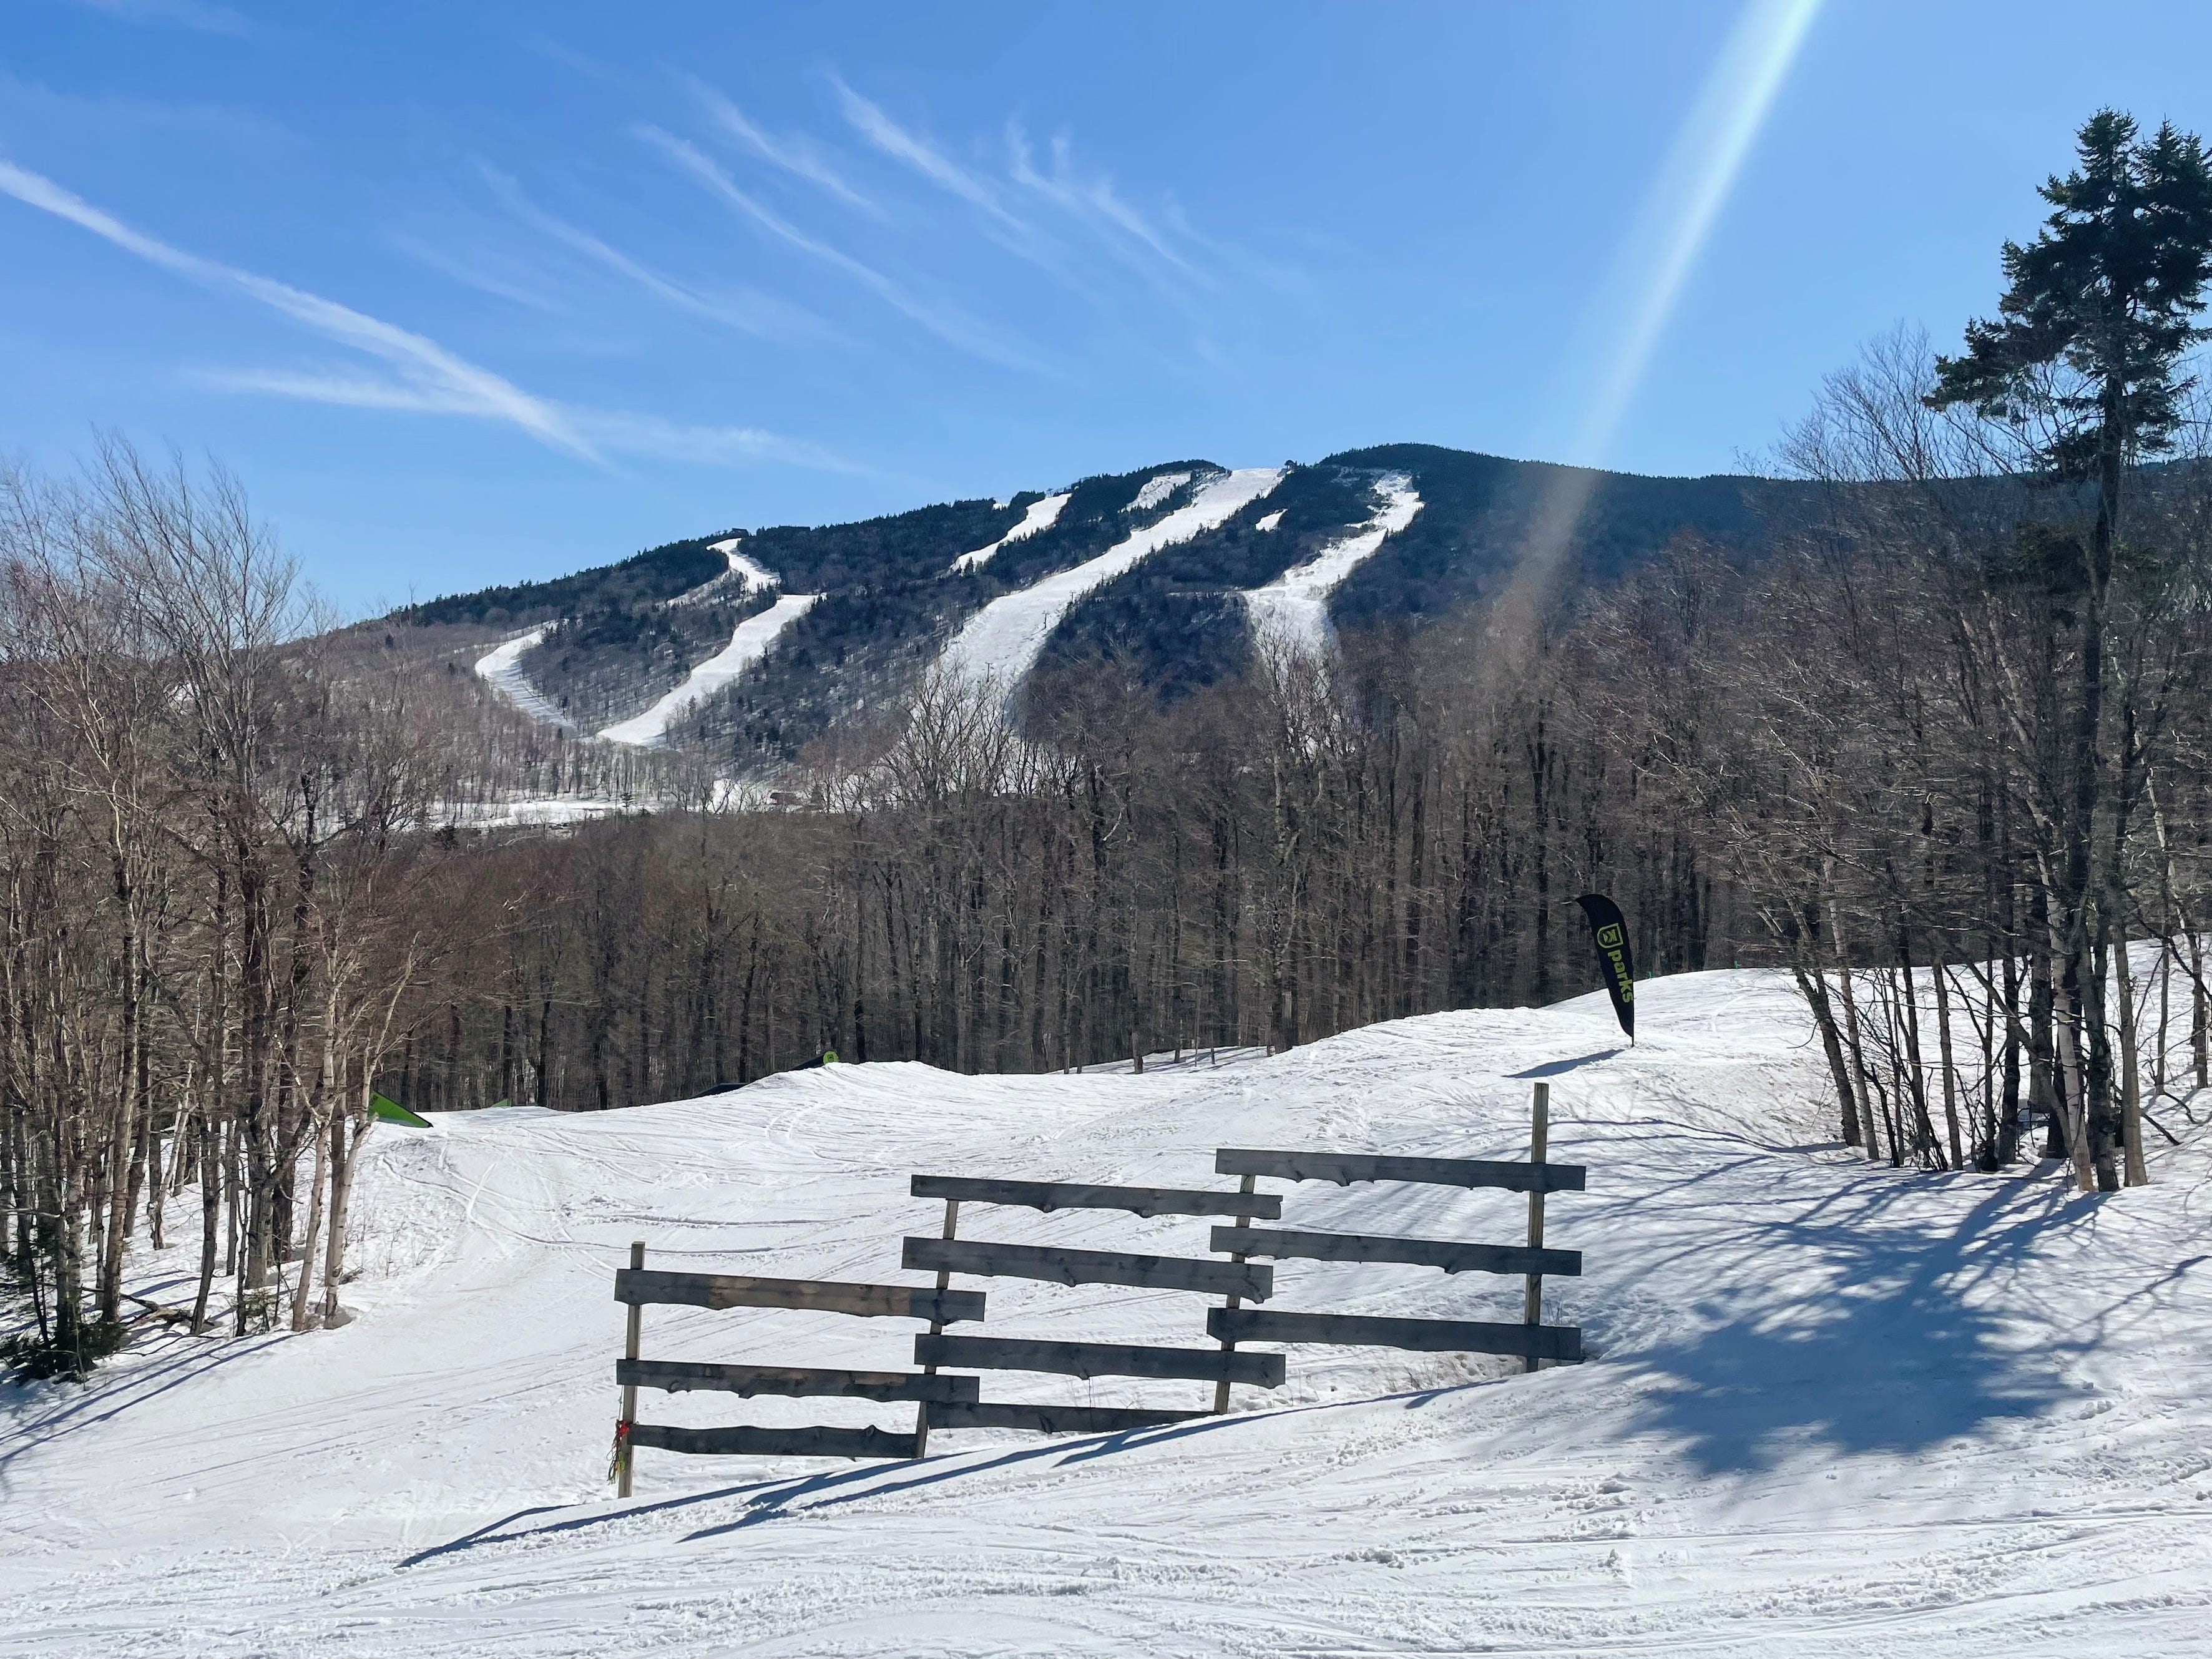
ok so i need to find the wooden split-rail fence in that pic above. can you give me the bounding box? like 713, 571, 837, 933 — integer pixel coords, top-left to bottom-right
612, 1080, 1582, 1492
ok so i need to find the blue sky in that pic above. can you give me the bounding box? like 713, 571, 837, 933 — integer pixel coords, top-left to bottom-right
5, 1, 2210, 614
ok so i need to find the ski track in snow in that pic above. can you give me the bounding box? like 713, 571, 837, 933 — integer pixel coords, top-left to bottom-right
1245, 474, 1422, 655
6, 968, 2212, 1657
945, 466, 1286, 692
598, 590, 822, 748
472, 626, 568, 729
951, 493, 1071, 573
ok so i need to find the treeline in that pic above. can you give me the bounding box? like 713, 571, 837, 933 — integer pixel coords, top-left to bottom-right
0, 444, 488, 1377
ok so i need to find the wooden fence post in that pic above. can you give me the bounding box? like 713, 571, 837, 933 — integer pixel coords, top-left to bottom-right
1522, 1084, 1549, 1374
1211, 1172, 1259, 1414
914, 1198, 959, 1458
619, 1238, 644, 1496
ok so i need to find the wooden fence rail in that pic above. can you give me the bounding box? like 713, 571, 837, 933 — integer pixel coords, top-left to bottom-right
629, 1424, 921, 1459
617, 1360, 981, 1402
916, 1333, 1287, 1386
912, 1175, 1283, 1220
1208, 1226, 1580, 1279
1215, 1148, 1584, 1194
615, 1268, 984, 1323
1208, 1307, 1584, 1364
902, 1236, 1273, 1300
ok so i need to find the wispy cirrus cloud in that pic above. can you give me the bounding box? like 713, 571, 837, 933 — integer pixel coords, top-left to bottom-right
831, 76, 1020, 230
637, 124, 1040, 371
0, 157, 846, 471
1007, 122, 1197, 280
478, 164, 826, 340
688, 77, 875, 213
0, 155, 590, 453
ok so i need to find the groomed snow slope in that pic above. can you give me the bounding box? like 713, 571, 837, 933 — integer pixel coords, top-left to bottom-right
597, 590, 822, 748
951, 492, 1071, 572
5, 971, 2211, 1657
1246, 473, 1422, 655
472, 625, 568, 729
944, 466, 1285, 692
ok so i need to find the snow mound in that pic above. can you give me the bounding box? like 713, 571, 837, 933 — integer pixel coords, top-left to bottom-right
944, 466, 1286, 693
5, 967, 2209, 1656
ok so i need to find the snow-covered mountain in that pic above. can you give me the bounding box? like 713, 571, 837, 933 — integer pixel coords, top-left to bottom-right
384, 444, 1817, 775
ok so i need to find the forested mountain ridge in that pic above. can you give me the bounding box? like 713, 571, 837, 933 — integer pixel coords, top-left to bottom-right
384, 444, 1823, 771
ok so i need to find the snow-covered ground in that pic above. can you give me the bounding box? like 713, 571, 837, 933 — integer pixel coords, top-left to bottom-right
951, 492, 1071, 572
472, 625, 569, 730
705, 536, 780, 595
6, 968, 2211, 1657
944, 466, 1286, 694
1246, 474, 1422, 655
599, 590, 822, 748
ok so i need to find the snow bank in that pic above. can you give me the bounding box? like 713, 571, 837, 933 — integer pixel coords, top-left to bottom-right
951, 492, 1070, 572
597, 590, 822, 748
1246, 474, 1422, 655
944, 466, 1286, 692
5, 968, 2209, 1656
472, 625, 569, 729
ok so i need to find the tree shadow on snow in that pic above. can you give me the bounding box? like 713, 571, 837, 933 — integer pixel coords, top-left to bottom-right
1613, 1170, 2110, 1475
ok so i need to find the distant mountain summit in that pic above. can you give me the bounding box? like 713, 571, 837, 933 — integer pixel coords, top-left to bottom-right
389, 444, 1816, 775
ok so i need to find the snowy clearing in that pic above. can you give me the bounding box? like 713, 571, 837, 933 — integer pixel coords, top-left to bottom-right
471, 625, 569, 729
1246, 474, 1422, 655
951, 492, 1071, 572
1124, 471, 1193, 513
4, 966, 2210, 1656
944, 466, 1286, 693
704, 536, 781, 595
597, 590, 823, 748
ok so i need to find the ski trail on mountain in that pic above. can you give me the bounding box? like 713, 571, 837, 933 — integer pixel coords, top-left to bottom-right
1245, 474, 1422, 655
951, 493, 1070, 573
944, 466, 1285, 692
598, 589, 822, 748
473, 626, 569, 728
705, 536, 780, 594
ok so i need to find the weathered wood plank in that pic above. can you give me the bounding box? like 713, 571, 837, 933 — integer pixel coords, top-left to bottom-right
1206, 1307, 1583, 1363
614, 1268, 985, 1323
627, 1422, 919, 1459
927, 1402, 1209, 1434
615, 1360, 981, 1402
1214, 1148, 1585, 1194
915, 1333, 1286, 1386
911, 1174, 1283, 1220
903, 1236, 1272, 1299
1208, 1226, 1581, 1278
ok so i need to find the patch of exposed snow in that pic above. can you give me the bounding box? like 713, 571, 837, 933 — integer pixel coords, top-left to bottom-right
8, 966, 2211, 1654
1253, 509, 1285, 532
1124, 470, 1192, 513
436, 795, 635, 829
597, 591, 822, 748
472, 626, 570, 729
950, 492, 1071, 573
707, 536, 781, 594
946, 467, 1285, 692
1245, 474, 1422, 655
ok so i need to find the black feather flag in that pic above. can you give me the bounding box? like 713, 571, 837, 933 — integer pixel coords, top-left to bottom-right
1573, 894, 1636, 1042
